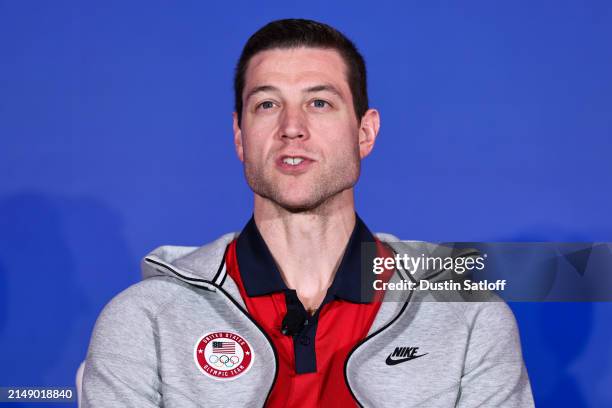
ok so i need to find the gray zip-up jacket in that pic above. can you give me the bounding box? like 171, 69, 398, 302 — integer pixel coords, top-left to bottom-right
82, 232, 534, 407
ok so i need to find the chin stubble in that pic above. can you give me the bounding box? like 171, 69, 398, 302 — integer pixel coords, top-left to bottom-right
244, 156, 360, 213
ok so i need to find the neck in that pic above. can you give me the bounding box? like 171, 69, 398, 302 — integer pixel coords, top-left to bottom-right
253, 189, 356, 312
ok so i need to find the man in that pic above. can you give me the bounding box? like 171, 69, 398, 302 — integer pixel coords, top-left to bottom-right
82, 19, 534, 407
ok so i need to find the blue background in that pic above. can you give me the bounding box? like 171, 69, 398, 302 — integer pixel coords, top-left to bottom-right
1, 1, 611, 406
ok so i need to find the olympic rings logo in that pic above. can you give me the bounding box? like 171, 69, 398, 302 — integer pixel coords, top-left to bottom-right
208, 354, 241, 368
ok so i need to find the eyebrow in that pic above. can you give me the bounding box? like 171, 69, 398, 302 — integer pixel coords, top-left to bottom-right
245, 84, 344, 102
245, 85, 279, 102
303, 84, 343, 98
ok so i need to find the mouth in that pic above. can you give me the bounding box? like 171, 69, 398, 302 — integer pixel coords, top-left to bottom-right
275, 155, 315, 174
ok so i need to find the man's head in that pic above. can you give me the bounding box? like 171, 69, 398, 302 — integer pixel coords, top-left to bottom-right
233, 19, 380, 213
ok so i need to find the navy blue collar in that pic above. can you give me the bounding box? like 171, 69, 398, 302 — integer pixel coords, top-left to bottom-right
235, 214, 378, 303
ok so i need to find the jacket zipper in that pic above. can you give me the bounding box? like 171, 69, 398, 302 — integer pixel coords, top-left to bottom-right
343, 290, 413, 407
210, 281, 280, 407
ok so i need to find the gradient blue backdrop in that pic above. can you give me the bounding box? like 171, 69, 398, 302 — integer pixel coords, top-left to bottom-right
1, 1, 611, 407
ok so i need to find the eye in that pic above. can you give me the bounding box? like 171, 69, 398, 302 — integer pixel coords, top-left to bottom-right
257, 101, 275, 110
311, 99, 329, 108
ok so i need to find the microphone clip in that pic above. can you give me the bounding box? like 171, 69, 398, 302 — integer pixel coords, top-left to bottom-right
280, 290, 309, 337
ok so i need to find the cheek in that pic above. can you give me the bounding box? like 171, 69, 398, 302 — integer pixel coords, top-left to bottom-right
242, 130, 274, 163
312, 109, 358, 136
242, 116, 278, 147
244, 110, 278, 131
314, 119, 359, 152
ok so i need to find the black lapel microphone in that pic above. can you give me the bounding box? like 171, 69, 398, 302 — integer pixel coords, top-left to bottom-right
281, 290, 308, 336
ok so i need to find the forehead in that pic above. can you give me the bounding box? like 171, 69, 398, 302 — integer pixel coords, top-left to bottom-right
243, 47, 350, 95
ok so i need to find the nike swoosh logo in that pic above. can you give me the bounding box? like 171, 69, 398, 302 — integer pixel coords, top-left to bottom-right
385, 353, 428, 366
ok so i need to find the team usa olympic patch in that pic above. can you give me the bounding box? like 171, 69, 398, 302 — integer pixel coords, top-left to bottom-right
194, 331, 254, 380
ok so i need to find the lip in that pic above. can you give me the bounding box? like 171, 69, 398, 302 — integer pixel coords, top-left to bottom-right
275, 154, 316, 175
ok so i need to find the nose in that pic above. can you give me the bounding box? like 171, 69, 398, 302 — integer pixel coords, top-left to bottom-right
279, 105, 308, 140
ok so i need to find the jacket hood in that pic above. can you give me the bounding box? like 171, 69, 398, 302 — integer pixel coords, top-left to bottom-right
141, 232, 480, 291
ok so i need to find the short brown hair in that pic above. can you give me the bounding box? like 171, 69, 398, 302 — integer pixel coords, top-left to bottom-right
234, 19, 369, 127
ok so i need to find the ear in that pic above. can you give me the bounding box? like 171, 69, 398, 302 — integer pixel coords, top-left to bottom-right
233, 112, 244, 162
358, 108, 380, 159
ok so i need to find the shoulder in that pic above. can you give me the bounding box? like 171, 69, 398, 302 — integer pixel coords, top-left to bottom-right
375, 235, 519, 333
98, 276, 186, 319
451, 298, 525, 367
456, 294, 519, 334
87, 276, 188, 356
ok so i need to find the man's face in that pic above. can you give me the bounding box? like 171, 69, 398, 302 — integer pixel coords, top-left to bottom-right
233, 47, 377, 212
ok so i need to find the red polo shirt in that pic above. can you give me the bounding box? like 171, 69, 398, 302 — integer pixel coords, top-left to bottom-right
225, 215, 393, 407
